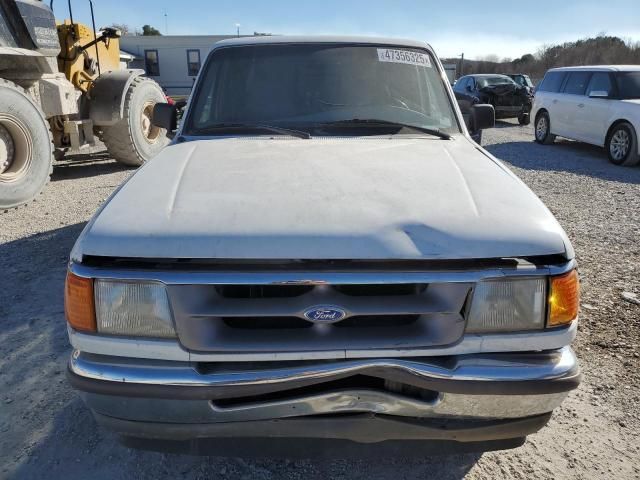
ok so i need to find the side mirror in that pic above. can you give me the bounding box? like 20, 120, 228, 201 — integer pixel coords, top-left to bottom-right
589, 90, 609, 98
471, 104, 495, 131
152, 103, 178, 131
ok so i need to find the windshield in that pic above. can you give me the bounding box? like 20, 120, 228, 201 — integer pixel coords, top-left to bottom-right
616, 72, 640, 99
185, 44, 459, 135
477, 76, 515, 88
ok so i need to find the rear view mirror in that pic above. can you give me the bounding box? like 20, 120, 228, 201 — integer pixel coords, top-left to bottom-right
152, 103, 178, 131
589, 90, 609, 98
471, 104, 495, 131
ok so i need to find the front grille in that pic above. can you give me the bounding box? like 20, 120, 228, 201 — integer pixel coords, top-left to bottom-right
215, 285, 314, 298
167, 282, 472, 353
222, 316, 312, 329
222, 314, 420, 330
333, 284, 425, 296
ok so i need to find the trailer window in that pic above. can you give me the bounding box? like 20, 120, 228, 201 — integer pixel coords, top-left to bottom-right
144, 50, 160, 76
187, 49, 201, 76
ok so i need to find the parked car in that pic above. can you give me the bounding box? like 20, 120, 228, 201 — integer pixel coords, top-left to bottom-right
65, 36, 580, 456
505, 73, 535, 94
454, 74, 532, 125
532, 66, 640, 166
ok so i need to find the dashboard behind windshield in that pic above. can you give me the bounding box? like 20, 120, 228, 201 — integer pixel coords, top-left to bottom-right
184, 44, 459, 135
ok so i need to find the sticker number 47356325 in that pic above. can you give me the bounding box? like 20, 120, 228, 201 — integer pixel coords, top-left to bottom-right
377, 48, 432, 67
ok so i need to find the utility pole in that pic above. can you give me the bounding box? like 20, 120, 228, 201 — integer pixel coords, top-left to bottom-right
459, 53, 464, 76
235, 23, 240, 37
164, 11, 168, 35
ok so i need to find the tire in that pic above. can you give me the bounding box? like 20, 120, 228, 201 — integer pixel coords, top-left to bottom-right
534, 111, 555, 145
606, 122, 640, 166
102, 77, 169, 167
518, 113, 530, 126
0, 79, 53, 210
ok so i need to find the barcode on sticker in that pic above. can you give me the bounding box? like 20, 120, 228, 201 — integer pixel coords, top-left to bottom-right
377, 49, 431, 67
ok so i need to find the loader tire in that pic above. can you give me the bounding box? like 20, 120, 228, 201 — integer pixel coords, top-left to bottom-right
0, 79, 54, 210
102, 77, 169, 167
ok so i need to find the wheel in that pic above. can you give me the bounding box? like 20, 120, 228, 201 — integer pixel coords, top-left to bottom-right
518, 113, 530, 126
534, 111, 555, 145
0, 79, 53, 210
606, 122, 640, 166
102, 77, 169, 167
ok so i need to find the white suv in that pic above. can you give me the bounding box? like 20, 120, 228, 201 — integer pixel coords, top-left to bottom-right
532, 66, 640, 166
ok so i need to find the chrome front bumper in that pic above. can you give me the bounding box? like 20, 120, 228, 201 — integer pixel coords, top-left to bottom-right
68, 346, 579, 444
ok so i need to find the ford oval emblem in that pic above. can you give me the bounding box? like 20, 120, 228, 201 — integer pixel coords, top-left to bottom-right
303, 306, 347, 324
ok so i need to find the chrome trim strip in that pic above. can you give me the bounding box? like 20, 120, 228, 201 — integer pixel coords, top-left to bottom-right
70, 346, 578, 388
69, 322, 577, 362
68, 259, 576, 285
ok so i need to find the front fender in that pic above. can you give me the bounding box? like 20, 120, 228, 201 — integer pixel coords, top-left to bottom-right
88, 69, 145, 126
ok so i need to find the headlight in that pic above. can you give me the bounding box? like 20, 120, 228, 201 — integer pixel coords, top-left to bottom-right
466, 278, 546, 333
94, 280, 176, 338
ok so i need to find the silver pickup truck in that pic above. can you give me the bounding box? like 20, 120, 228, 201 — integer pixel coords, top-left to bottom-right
65, 36, 580, 455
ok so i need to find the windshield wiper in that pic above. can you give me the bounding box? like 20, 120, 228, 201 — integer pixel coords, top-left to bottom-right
319, 119, 451, 139
191, 123, 311, 139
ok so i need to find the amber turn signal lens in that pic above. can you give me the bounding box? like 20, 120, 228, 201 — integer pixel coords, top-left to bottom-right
64, 272, 96, 332
548, 269, 580, 327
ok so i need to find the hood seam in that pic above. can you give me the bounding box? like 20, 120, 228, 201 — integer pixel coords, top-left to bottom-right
167, 144, 198, 219
442, 145, 480, 217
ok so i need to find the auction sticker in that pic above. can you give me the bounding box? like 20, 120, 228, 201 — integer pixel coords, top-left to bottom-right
377, 48, 431, 67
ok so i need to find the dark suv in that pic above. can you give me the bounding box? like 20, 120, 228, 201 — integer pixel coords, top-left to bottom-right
454, 74, 532, 125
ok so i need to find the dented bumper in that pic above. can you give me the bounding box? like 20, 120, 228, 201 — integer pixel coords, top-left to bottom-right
68, 347, 579, 445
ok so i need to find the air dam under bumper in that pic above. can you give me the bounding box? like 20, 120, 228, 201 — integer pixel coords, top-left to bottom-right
68, 347, 579, 445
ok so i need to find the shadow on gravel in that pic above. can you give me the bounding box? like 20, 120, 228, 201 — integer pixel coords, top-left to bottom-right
0, 222, 85, 278
494, 120, 524, 129
0, 223, 86, 387
52, 152, 132, 182
0, 224, 86, 478
486, 139, 640, 184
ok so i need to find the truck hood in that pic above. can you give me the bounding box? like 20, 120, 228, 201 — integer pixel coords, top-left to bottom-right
74, 136, 572, 261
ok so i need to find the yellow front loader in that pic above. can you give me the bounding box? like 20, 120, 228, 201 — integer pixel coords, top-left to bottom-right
0, 0, 169, 209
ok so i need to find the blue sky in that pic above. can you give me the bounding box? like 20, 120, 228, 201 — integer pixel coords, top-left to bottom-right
60, 0, 640, 59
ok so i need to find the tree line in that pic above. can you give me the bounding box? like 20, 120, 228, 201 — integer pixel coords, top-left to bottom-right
443, 35, 640, 83
108, 24, 162, 36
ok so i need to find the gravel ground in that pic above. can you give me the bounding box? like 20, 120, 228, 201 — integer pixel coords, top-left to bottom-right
1, 121, 639, 479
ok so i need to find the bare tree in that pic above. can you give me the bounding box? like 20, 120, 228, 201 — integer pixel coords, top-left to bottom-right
108, 23, 131, 36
